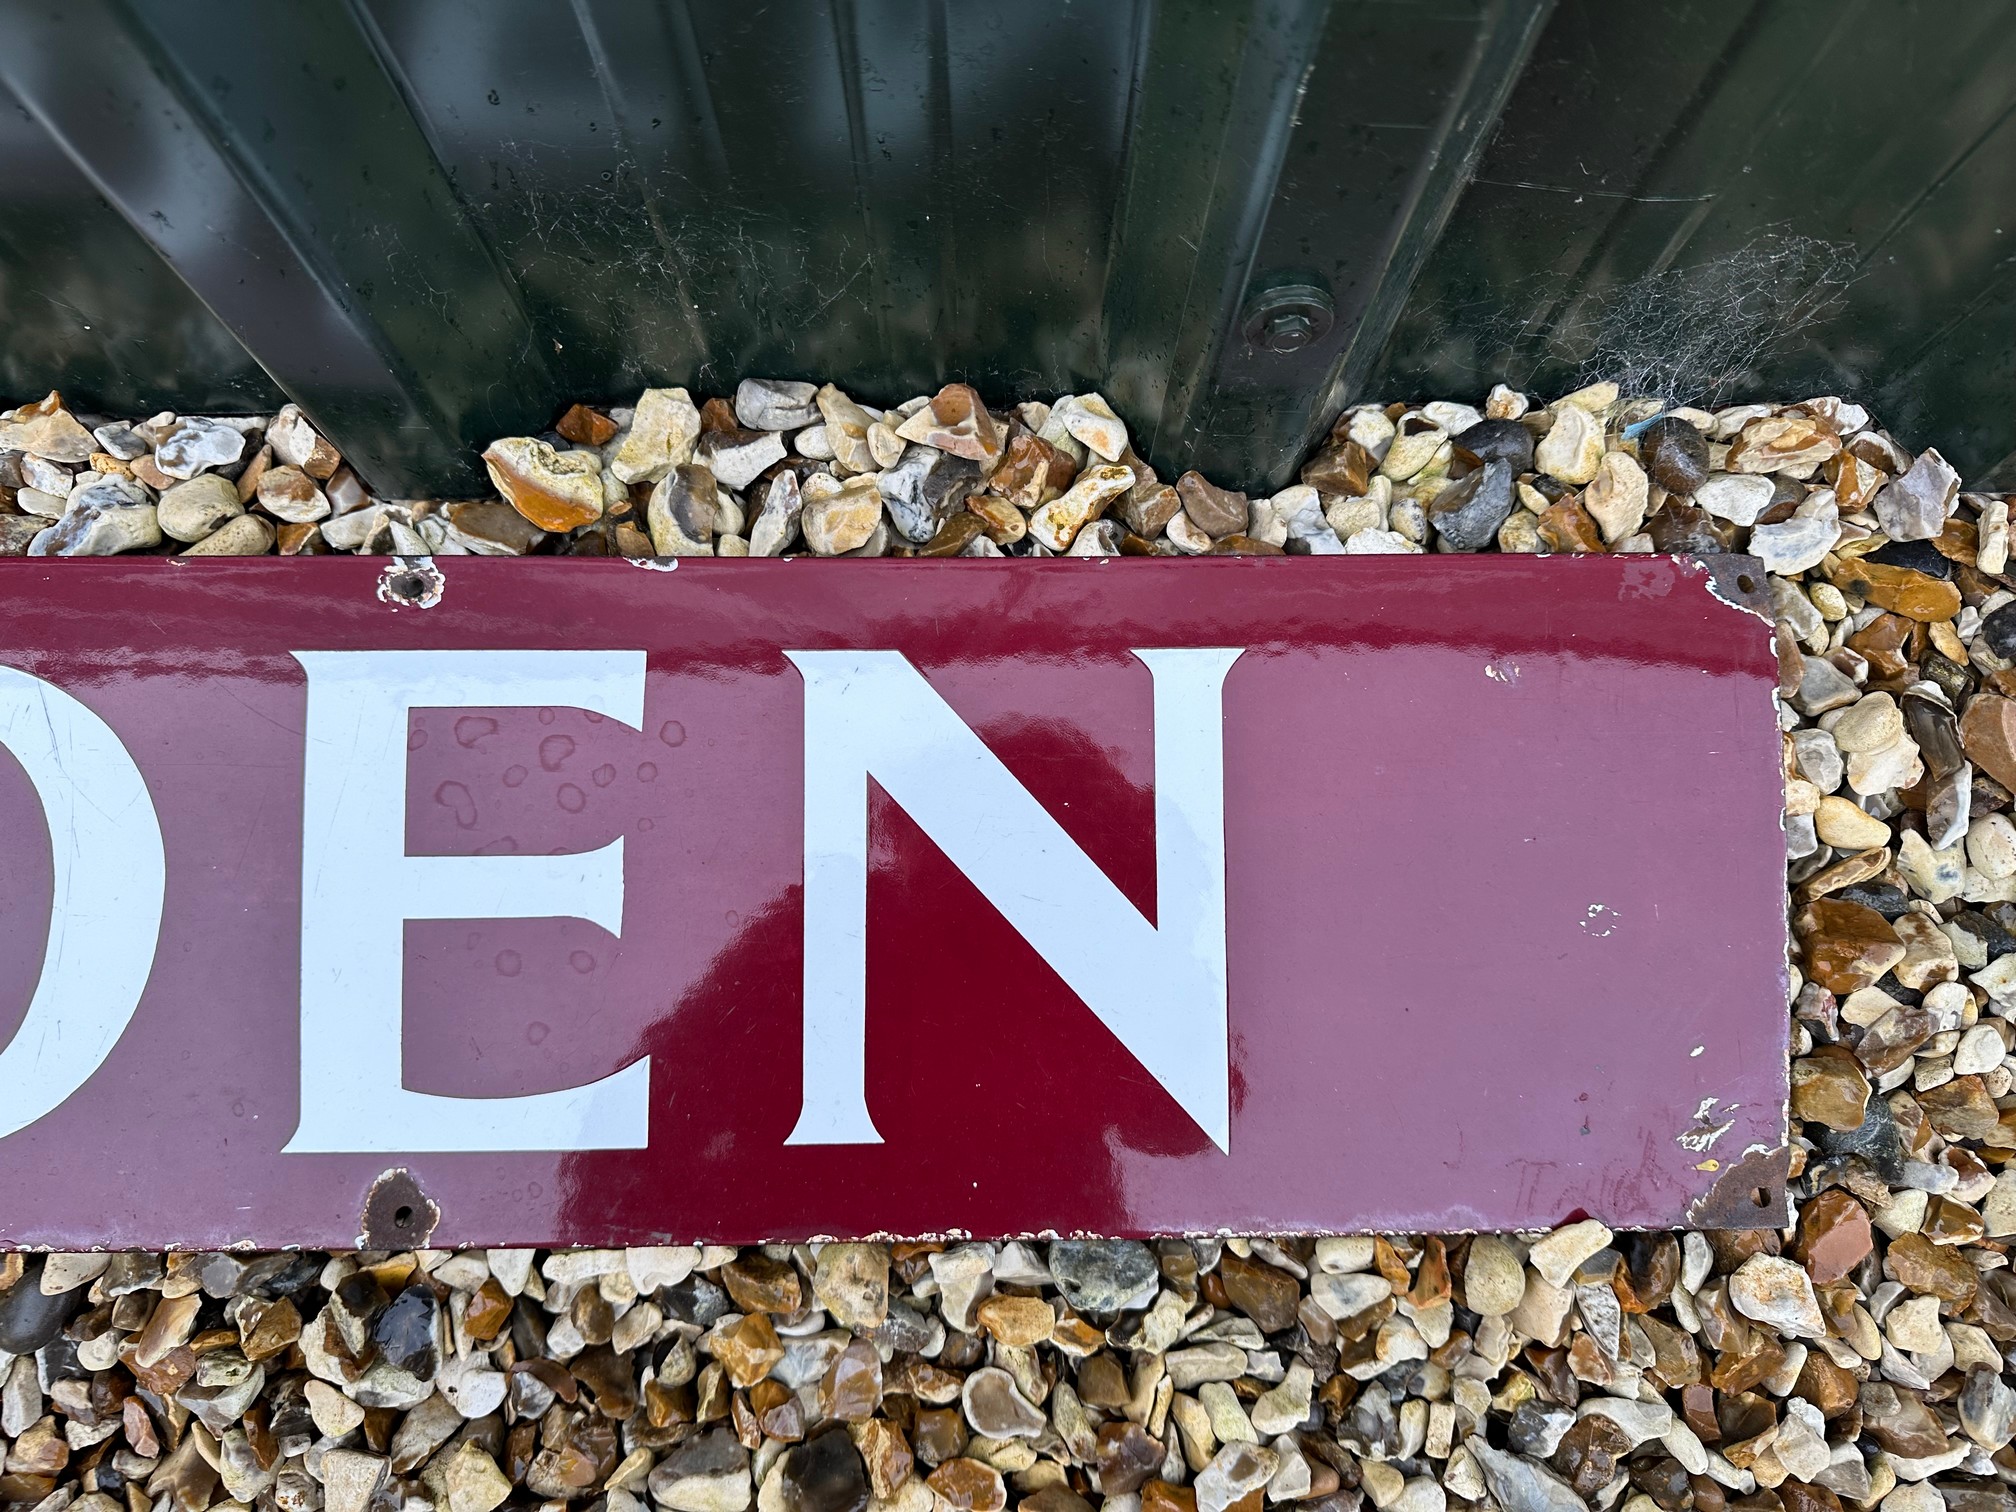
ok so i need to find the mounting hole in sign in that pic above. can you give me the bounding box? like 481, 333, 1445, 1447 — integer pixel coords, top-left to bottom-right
393, 1204, 415, 1226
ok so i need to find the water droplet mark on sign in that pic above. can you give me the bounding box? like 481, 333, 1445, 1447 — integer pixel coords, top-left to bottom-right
455, 716, 498, 749
434, 781, 478, 829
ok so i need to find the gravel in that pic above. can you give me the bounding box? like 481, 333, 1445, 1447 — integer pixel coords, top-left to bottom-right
3, 378, 2015, 1512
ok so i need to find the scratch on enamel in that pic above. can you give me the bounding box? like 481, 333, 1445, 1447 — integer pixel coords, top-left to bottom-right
1677, 1096, 1738, 1152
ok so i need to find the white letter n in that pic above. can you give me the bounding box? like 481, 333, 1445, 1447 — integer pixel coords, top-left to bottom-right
785, 648, 1242, 1152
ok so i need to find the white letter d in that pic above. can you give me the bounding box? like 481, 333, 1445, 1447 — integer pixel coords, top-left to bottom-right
0, 667, 165, 1139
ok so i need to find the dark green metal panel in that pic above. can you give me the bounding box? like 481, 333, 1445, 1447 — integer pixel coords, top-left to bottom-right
1372, 0, 2016, 485
357, 0, 1151, 422
1170, 0, 1553, 490
1098, 0, 1337, 480
0, 78, 283, 416
0, 0, 2013, 493
0, 0, 555, 494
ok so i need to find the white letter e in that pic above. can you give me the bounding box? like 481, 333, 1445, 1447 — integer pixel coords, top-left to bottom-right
286, 650, 650, 1153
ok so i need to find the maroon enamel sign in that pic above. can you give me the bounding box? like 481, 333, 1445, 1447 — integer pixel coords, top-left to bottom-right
0, 555, 1785, 1247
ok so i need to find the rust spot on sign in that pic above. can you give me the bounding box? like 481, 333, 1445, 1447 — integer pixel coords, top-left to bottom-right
1686, 1144, 1791, 1229
1696, 553, 1773, 621
359, 1168, 440, 1248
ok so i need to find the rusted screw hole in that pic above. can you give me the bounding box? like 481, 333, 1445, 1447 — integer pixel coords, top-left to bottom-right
1736, 573, 1757, 593
376, 558, 445, 610
361, 1168, 437, 1247
1751, 1186, 1771, 1208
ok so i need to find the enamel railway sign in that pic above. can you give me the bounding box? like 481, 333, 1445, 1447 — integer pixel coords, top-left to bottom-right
0, 556, 1786, 1246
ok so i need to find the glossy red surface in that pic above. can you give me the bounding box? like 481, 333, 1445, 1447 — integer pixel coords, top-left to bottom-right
0, 555, 1784, 1245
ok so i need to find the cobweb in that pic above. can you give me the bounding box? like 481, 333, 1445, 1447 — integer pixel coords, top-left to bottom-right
1433, 228, 1865, 408
1565, 231, 1862, 402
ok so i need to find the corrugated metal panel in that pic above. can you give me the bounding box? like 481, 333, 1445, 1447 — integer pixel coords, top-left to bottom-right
1373, 0, 2016, 485
0, 76, 282, 415
0, 0, 2011, 492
